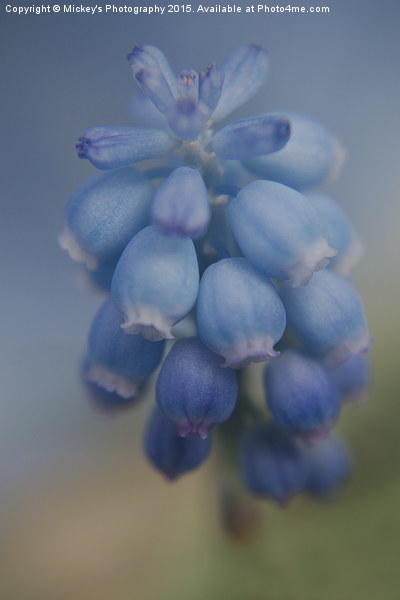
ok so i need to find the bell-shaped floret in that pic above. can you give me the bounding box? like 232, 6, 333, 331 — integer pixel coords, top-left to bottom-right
229, 180, 337, 286
196, 257, 286, 368
144, 406, 212, 480
76, 126, 180, 170
308, 192, 363, 276
213, 115, 290, 161
212, 44, 270, 122
82, 358, 139, 414
151, 166, 210, 238
329, 352, 371, 403
279, 269, 372, 364
304, 436, 354, 499
156, 337, 237, 438
86, 297, 165, 398
243, 112, 344, 189
127, 44, 177, 113
111, 226, 199, 341
59, 167, 152, 269
240, 424, 308, 506
264, 350, 341, 441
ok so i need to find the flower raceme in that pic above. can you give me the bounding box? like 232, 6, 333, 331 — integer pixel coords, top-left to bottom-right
62, 42, 371, 516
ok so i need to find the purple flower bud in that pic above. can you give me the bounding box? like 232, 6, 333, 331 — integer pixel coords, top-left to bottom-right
243, 111, 345, 189
76, 126, 179, 170
241, 424, 308, 506
229, 180, 337, 286
279, 269, 372, 364
212, 44, 270, 121
156, 337, 237, 438
59, 167, 152, 269
213, 115, 290, 161
86, 296, 165, 398
196, 258, 286, 368
304, 436, 354, 499
111, 226, 199, 341
144, 407, 212, 480
151, 166, 210, 238
264, 350, 341, 441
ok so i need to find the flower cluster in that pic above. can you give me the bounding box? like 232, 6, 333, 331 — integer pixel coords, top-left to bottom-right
61, 43, 371, 517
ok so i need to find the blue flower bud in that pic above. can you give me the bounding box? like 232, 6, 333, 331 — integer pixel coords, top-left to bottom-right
229, 180, 337, 286
111, 226, 199, 341
167, 98, 209, 141
151, 166, 210, 238
127, 44, 177, 113
156, 337, 237, 438
279, 269, 372, 363
212, 44, 270, 122
330, 352, 370, 403
213, 115, 290, 161
304, 436, 354, 499
196, 257, 286, 368
241, 424, 308, 505
144, 406, 212, 480
59, 167, 153, 269
307, 192, 363, 276
76, 126, 179, 170
86, 297, 165, 398
264, 350, 341, 440
198, 64, 224, 115
243, 112, 345, 189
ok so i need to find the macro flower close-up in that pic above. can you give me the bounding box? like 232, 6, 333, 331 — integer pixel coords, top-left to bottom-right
2, 3, 400, 599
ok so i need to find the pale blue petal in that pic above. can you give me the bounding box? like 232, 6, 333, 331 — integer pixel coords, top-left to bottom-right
76, 126, 180, 170
212, 44, 270, 121
213, 115, 290, 160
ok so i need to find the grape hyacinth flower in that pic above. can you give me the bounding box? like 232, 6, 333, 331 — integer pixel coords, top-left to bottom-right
61, 41, 372, 532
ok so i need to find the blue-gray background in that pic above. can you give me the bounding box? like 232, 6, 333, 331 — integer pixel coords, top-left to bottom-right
1, 1, 399, 598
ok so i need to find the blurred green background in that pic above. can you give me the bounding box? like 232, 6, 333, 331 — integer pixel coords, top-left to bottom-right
1, 1, 399, 598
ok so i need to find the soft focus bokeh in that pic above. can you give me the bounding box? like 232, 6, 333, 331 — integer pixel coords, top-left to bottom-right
1, 1, 399, 598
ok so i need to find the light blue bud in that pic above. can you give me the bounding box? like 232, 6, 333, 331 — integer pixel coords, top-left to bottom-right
213, 115, 290, 161
212, 44, 270, 122
111, 226, 199, 341
144, 406, 212, 480
229, 180, 337, 286
307, 192, 363, 276
279, 269, 372, 364
76, 126, 180, 170
156, 337, 237, 438
127, 44, 177, 113
86, 297, 165, 398
243, 112, 345, 189
241, 424, 308, 506
151, 166, 210, 238
167, 98, 209, 141
196, 257, 286, 368
264, 350, 341, 440
59, 167, 153, 269
198, 64, 224, 115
